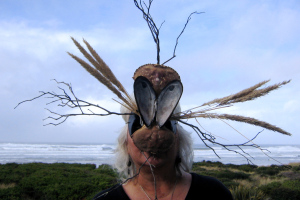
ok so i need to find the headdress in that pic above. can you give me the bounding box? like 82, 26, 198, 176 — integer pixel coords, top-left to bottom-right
16, 0, 291, 164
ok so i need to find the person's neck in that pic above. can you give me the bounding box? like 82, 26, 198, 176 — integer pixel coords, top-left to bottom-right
134, 165, 178, 199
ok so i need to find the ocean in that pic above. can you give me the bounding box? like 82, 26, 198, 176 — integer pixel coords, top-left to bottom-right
1, 143, 300, 167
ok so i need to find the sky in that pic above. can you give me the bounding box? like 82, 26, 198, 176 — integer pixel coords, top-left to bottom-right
1, 0, 299, 145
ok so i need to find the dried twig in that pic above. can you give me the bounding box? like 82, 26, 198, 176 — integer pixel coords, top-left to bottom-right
178, 119, 283, 165
15, 80, 133, 126
162, 11, 204, 65
134, 1, 203, 66
134, 0, 161, 64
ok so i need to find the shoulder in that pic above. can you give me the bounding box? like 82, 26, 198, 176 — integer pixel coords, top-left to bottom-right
186, 173, 233, 200
93, 184, 130, 200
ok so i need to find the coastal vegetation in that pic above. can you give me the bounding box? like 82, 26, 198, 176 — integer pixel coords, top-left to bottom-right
0, 161, 299, 199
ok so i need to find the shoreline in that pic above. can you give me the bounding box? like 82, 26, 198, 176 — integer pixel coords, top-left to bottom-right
1, 160, 299, 168
2, 143, 299, 168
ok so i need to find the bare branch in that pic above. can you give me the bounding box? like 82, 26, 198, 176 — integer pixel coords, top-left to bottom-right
158, 20, 165, 30
15, 80, 133, 126
134, 0, 161, 64
178, 119, 283, 165
133, 1, 203, 66
162, 11, 204, 65
15, 93, 46, 109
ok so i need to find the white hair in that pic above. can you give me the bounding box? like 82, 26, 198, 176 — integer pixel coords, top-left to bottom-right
114, 103, 194, 180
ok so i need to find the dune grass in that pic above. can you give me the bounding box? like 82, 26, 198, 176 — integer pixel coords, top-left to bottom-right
0, 161, 299, 199
192, 161, 300, 200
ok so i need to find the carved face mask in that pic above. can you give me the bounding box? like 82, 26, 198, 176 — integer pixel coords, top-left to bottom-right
128, 64, 183, 154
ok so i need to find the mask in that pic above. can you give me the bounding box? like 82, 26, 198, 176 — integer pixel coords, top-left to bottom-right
129, 64, 182, 154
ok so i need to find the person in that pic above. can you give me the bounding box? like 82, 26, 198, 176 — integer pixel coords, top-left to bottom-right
93, 104, 233, 200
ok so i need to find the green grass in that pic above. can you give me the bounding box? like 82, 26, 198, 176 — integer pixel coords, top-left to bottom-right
0, 161, 299, 199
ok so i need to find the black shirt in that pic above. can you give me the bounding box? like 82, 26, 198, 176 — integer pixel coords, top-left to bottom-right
93, 173, 233, 200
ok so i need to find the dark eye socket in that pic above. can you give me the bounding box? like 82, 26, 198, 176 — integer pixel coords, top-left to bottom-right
164, 120, 173, 131
128, 114, 142, 136
163, 120, 177, 134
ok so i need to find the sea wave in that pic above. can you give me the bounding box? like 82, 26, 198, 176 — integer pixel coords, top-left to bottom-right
0, 143, 299, 166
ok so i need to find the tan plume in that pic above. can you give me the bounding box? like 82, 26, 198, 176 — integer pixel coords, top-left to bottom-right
202, 80, 290, 106
174, 80, 291, 136
68, 37, 137, 113
177, 112, 290, 136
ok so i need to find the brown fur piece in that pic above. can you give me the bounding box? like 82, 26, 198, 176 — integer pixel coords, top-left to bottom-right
133, 64, 181, 95
131, 125, 175, 154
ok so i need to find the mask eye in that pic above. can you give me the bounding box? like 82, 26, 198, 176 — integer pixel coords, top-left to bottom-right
134, 76, 156, 127
128, 114, 143, 136
156, 80, 183, 128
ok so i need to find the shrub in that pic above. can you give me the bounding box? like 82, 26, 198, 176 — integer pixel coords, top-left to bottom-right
259, 180, 300, 200
281, 180, 300, 192
293, 165, 300, 172
237, 164, 258, 172
201, 169, 250, 180
192, 160, 225, 168
0, 163, 118, 200
269, 187, 300, 200
230, 185, 266, 200
221, 179, 239, 188
226, 164, 258, 172
1, 161, 299, 199
259, 181, 282, 195
0, 188, 20, 200
256, 165, 287, 176
280, 171, 300, 179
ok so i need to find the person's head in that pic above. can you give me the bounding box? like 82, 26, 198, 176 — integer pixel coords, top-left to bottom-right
114, 103, 194, 180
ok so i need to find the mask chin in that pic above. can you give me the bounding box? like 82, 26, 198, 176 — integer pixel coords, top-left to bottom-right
128, 114, 178, 154
131, 124, 176, 154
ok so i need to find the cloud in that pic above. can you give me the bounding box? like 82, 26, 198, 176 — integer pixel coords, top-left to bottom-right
284, 100, 300, 113
1, 0, 299, 145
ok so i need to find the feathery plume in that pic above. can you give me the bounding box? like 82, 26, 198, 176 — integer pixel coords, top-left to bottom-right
202, 80, 290, 106
177, 112, 291, 136
175, 80, 291, 136
67, 38, 137, 112
82, 39, 136, 109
